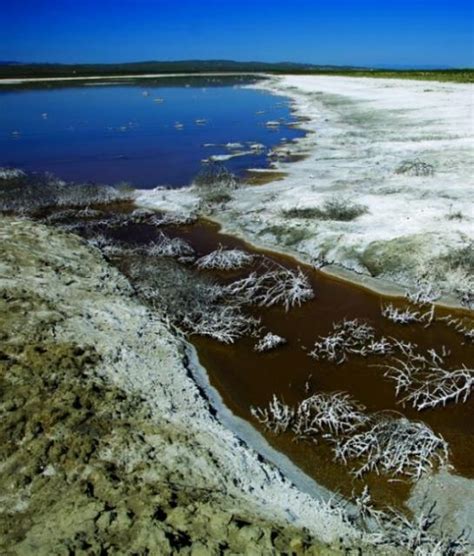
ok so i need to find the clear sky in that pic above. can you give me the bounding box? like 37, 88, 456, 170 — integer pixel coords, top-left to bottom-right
2, 0, 473, 68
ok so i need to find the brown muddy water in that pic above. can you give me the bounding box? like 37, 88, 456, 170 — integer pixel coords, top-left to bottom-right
41, 205, 474, 511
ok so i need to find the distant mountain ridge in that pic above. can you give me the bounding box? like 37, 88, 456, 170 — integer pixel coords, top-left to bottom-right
0, 59, 369, 78
0, 59, 471, 80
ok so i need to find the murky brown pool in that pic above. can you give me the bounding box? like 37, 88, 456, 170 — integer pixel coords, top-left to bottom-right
44, 205, 474, 511
162, 219, 473, 508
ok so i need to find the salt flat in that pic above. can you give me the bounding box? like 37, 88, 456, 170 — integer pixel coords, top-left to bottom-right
212, 75, 474, 304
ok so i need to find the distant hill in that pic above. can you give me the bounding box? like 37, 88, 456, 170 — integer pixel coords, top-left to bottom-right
0, 59, 363, 78
0, 60, 471, 82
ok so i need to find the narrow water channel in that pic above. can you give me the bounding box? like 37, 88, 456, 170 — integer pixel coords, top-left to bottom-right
64, 205, 473, 511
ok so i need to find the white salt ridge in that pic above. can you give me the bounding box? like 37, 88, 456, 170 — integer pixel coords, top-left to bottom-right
208, 150, 255, 162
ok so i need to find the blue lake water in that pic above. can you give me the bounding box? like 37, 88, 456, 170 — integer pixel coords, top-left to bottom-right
0, 77, 304, 188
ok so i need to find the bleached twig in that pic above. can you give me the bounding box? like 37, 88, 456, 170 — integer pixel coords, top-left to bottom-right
333, 414, 449, 480
381, 303, 435, 327
374, 502, 470, 555
251, 392, 367, 441
251, 395, 295, 434
440, 315, 474, 344
384, 343, 472, 410
149, 210, 197, 227
147, 231, 195, 259
406, 278, 441, 305
401, 366, 473, 410
183, 304, 259, 344
196, 246, 255, 270
226, 266, 314, 311
309, 319, 392, 364
293, 392, 367, 440
254, 332, 287, 353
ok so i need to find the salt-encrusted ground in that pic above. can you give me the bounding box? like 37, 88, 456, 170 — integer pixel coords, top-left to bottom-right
0, 216, 369, 554
233, 76, 474, 304
206, 75, 473, 304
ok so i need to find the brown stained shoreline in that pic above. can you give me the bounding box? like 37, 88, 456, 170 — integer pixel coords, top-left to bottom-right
104, 214, 473, 511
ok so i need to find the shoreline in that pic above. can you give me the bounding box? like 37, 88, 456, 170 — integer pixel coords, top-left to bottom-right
214, 74, 473, 310
1, 74, 473, 549
2, 71, 470, 308
0, 72, 268, 86
134, 73, 473, 310
184, 343, 337, 505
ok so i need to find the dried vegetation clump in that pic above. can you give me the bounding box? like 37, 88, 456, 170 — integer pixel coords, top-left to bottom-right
225, 265, 314, 311
333, 414, 448, 480
193, 164, 238, 207
283, 196, 369, 222
309, 318, 392, 364
440, 315, 474, 344
251, 391, 449, 482
408, 247, 474, 309
127, 257, 259, 344
254, 332, 287, 353
384, 343, 473, 411
149, 210, 197, 227
381, 303, 434, 326
194, 163, 238, 190
196, 246, 255, 270
0, 169, 132, 213
0, 167, 26, 181
395, 159, 435, 177
251, 392, 366, 440
146, 231, 195, 260
350, 489, 470, 555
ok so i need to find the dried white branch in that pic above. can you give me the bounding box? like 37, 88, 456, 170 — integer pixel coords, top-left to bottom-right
401, 366, 473, 410
406, 278, 441, 305
254, 332, 287, 353
128, 257, 259, 344
440, 315, 474, 344
375, 502, 470, 555
382, 303, 422, 324
384, 343, 472, 410
251, 395, 295, 434
293, 392, 367, 440
381, 303, 435, 327
251, 392, 367, 441
86, 234, 124, 255
351, 486, 385, 526
309, 319, 392, 364
147, 231, 195, 259
183, 304, 259, 344
226, 266, 314, 311
333, 415, 449, 480
196, 246, 255, 270
149, 210, 197, 227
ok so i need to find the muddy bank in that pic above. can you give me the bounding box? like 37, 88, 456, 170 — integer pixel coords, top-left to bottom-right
0, 216, 368, 555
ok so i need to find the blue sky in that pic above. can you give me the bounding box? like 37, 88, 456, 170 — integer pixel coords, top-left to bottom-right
2, 0, 473, 67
